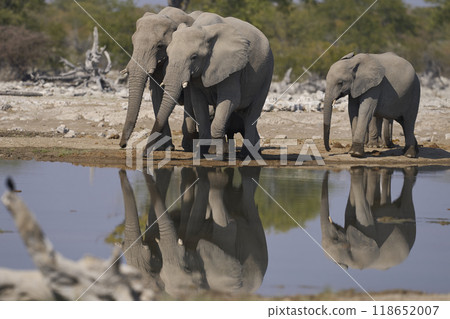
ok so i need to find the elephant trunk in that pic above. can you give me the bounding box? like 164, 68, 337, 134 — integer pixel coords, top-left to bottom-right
120, 65, 148, 148
151, 68, 184, 134
120, 170, 142, 246
323, 93, 334, 152
320, 171, 331, 235
119, 170, 152, 272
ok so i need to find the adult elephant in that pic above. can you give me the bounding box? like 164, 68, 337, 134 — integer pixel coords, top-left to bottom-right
320, 167, 417, 270
323, 52, 420, 158
149, 12, 274, 157
119, 167, 268, 297
119, 7, 198, 150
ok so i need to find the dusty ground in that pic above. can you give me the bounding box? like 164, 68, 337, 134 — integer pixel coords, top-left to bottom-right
0, 82, 449, 168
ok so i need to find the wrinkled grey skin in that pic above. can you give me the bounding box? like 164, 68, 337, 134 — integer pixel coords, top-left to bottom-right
120, 167, 267, 297
181, 105, 246, 152
119, 169, 164, 292
320, 167, 416, 270
119, 7, 198, 150
323, 52, 420, 158
150, 12, 274, 157
366, 117, 394, 148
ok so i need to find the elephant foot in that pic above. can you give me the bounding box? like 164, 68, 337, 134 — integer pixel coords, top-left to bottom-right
145, 134, 175, 152
349, 166, 365, 175
403, 144, 419, 158
142, 142, 174, 158
382, 141, 395, 149
348, 142, 365, 158
153, 143, 175, 152
238, 145, 262, 160
197, 145, 210, 159
208, 138, 228, 158
365, 138, 382, 148
181, 132, 198, 152
403, 166, 418, 177
208, 170, 228, 188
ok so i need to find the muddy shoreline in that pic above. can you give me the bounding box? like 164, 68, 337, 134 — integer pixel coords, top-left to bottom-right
1, 136, 449, 169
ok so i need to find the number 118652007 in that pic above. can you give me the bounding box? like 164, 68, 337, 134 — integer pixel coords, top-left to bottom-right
373, 305, 439, 316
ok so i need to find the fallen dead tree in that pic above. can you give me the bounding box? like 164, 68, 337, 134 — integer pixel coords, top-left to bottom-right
0, 90, 43, 97
32, 27, 113, 92
0, 178, 154, 301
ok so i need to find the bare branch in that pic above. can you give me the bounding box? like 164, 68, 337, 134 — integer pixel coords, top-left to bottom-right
1, 188, 155, 301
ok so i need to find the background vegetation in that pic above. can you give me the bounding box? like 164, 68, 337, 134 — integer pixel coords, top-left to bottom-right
0, 0, 449, 80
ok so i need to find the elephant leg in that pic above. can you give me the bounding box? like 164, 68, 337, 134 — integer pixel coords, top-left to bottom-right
381, 118, 394, 148
365, 168, 380, 207
400, 118, 418, 158
207, 169, 236, 255
191, 87, 212, 156
240, 81, 269, 159
211, 77, 241, 140
393, 167, 417, 220
150, 81, 174, 151
178, 168, 198, 244
350, 168, 375, 232
379, 168, 393, 205
181, 89, 198, 152
348, 97, 359, 140
349, 93, 378, 158
210, 78, 241, 156
366, 117, 382, 148
184, 168, 210, 249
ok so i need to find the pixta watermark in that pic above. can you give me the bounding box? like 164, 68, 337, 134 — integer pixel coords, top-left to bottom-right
126, 132, 325, 172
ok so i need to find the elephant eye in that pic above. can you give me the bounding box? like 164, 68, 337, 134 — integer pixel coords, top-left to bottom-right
337, 80, 343, 86
191, 54, 198, 60
156, 43, 164, 50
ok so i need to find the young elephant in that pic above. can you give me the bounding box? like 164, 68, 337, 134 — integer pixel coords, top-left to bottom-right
366, 117, 394, 148
323, 52, 420, 158
320, 167, 417, 270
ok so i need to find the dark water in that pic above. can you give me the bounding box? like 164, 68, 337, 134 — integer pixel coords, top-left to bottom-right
0, 160, 449, 297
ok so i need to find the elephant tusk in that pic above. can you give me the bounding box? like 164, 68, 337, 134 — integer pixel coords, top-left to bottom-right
332, 100, 336, 107
160, 82, 165, 87
329, 216, 333, 223
182, 81, 189, 89
178, 238, 183, 246
120, 68, 128, 75
148, 68, 155, 75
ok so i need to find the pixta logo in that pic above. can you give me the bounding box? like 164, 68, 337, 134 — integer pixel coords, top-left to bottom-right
126, 132, 172, 172
126, 134, 325, 168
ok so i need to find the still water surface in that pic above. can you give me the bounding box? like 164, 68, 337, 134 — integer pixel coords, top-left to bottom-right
0, 160, 449, 297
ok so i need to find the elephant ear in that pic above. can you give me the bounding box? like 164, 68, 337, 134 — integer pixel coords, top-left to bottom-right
340, 52, 355, 60
202, 23, 250, 88
136, 13, 155, 29
162, 9, 195, 26
351, 54, 385, 98
177, 23, 188, 31
347, 225, 379, 268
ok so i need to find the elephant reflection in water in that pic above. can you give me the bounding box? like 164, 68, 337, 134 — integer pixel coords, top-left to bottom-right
320, 167, 417, 270
119, 167, 267, 297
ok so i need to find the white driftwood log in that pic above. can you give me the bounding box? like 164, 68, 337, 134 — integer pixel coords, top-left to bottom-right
34, 27, 113, 91
0, 184, 154, 301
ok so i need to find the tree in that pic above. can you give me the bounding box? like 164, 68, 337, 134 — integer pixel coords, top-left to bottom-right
168, 0, 190, 11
